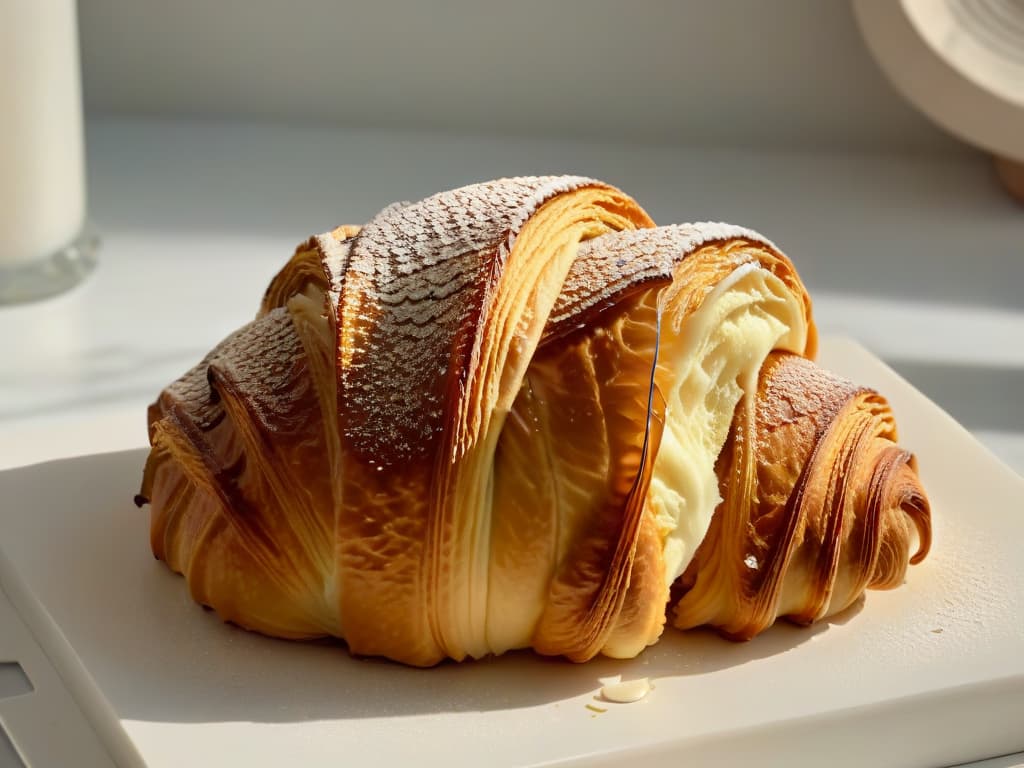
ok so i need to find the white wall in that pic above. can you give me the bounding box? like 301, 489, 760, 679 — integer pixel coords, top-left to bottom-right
78, 0, 963, 153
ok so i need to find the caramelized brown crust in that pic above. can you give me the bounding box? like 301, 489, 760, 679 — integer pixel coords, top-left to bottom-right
141, 309, 337, 638
672, 352, 932, 638
547, 222, 816, 356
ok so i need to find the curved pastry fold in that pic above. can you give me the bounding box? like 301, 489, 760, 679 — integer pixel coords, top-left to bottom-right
493, 225, 815, 660
138, 176, 931, 667
672, 352, 932, 639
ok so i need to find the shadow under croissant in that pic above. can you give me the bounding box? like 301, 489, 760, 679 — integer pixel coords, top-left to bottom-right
118, 562, 862, 725
112, 593, 856, 729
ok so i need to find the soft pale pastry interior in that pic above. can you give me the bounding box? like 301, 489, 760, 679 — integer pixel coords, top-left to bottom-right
138, 176, 929, 667
649, 259, 807, 589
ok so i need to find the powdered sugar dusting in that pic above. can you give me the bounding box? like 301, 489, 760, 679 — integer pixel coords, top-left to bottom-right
317, 232, 353, 293
161, 308, 301, 432
758, 354, 863, 429
336, 176, 599, 461
207, 309, 311, 434
316, 230, 354, 317
548, 222, 781, 336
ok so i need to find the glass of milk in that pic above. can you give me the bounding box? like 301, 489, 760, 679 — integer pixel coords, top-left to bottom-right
0, 0, 97, 305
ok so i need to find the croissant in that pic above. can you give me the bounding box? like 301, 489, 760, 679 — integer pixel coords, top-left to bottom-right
137, 176, 931, 666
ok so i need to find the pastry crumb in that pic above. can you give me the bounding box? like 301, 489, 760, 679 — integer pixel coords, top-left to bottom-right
600, 677, 651, 703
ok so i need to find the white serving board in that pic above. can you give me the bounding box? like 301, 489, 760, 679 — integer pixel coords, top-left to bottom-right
0, 561, 116, 768
0, 337, 1022, 767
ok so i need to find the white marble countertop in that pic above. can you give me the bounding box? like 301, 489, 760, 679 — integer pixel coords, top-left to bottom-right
0, 117, 1022, 766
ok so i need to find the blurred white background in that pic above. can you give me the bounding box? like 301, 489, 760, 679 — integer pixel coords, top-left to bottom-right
77, 0, 960, 152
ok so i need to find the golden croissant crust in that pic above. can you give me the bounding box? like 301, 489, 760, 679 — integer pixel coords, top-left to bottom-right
137, 176, 931, 666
